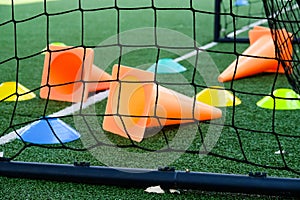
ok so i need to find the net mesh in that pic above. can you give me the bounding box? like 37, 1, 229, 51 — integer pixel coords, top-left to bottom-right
216, 0, 267, 42
0, 0, 300, 180
263, 0, 300, 94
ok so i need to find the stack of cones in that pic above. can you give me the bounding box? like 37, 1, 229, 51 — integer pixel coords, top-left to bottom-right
40, 45, 111, 102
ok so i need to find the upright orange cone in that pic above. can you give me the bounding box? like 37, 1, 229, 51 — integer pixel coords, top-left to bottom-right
40, 45, 111, 102
218, 26, 293, 82
103, 65, 222, 142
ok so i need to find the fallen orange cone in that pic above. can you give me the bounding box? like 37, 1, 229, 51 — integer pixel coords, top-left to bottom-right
40, 45, 111, 102
248, 26, 270, 45
218, 26, 293, 82
103, 65, 222, 142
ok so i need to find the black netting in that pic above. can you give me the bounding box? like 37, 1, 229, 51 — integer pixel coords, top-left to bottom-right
0, 0, 300, 182
215, 0, 267, 42
263, 0, 300, 94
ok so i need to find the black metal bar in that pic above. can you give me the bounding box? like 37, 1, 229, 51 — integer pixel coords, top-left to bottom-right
214, 0, 222, 42
215, 37, 250, 43
0, 160, 299, 197
214, 0, 250, 43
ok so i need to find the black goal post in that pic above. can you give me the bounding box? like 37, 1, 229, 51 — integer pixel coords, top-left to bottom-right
0, 160, 300, 197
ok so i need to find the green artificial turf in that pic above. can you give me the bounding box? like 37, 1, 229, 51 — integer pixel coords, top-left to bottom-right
0, 0, 299, 199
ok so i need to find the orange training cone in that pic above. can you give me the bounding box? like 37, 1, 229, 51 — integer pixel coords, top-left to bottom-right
218, 26, 293, 82
103, 65, 222, 142
248, 26, 271, 45
249, 26, 293, 72
40, 45, 111, 102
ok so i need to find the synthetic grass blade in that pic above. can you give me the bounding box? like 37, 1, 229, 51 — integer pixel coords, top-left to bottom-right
256, 88, 300, 110
18, 118, 81, 144
147, 58, 187, 74
196, 86, 241, 107
0, 82, 36, 101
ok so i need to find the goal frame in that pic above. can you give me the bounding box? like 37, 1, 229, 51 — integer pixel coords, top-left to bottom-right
0, 160, 299, 197
214, 0, 250, 43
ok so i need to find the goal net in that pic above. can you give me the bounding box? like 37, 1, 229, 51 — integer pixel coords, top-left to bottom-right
263, 0, 300, 94
0, 0, 300, 197
214, 0, 267, 42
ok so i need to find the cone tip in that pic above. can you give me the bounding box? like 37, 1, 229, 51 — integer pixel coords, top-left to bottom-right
218, 75, 225, 83
196, 100, 223, 120
213, 107, 223, 119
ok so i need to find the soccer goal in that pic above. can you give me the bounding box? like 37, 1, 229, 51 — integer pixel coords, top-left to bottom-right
0, 0, 300, 198
214, 0, 268, 42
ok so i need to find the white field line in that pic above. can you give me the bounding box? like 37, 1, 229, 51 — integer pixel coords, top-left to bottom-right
206, 2, 298, 58
0, 0, 59, 5
49, 90, 109, 118
174, 42, 218, 62
225, 2, 299, 39
0, 90, 109, 145
226, 19, 268, 38
175, 18, 268, 63
0, 15, 269, 145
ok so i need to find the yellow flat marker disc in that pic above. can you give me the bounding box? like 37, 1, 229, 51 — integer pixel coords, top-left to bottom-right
0, 82, 36, 101
196, 86, 241, 107
256, 88, 300, 110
